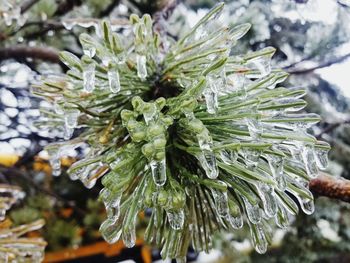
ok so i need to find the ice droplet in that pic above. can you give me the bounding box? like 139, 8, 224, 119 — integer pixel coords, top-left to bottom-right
167, 209, 185, 230
314, 146, 329, 170
242, 196, 261, 224
300, 198, 315, 215
123, 223, 136, 248
249, 222, 268, 254
204, 77, 219, 114
197, 151, 218, 179
226, 214, 243, 229
82, 43, 96, 58
100, 218, 122, 243
136, 55, 147, 80
150, 159, 167, 186
107, 67, 121, 93
211, 188, 229, 217
83, 62, 95, 93
275, 205, 290, 229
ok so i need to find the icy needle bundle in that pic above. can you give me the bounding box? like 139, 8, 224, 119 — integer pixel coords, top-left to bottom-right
33, 3, 330, 261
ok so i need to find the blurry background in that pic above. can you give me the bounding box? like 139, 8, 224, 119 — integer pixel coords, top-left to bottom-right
1, 0, 350, 262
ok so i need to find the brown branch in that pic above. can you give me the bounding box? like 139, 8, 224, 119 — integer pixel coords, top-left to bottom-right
310, 173, 350, 203
0, 46, 60, 63
287, 53, 350, 74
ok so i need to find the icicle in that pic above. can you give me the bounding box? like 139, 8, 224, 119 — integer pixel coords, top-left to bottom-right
107, 66, 121, 93
301, 145, 318, 178
197, 151, 218, 179
150, 159, 167, 186
100, 218, 122, 243
300, 198, 314, 215
275, 205, 290, 229
314, 144, 329, 170
123, 216, 137, 248
242, 196, 261, 224
64, 126, 74, 140
167, 209, 185, 230
249, 222, 268, 254
136, 55, 147, 80
267, 155, 286, 190
258, 183, 277, 217
83, 62, 95, 93
204, 77, 219, 114
211, 188, 229, 217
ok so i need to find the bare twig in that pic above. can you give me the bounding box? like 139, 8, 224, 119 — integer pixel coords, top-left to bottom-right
0, 46, 60, 63
310, 173, 350, 203
287, 53, 350, 74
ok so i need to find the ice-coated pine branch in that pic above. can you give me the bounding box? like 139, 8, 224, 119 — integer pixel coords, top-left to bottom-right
33, 3, 330, 261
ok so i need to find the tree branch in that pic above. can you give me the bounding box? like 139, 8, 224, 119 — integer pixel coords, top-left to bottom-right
310, 173, 350, 203
287, 53, 350, 74
0, 46, 60, 63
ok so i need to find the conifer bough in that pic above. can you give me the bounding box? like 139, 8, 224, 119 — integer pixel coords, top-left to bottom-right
35, 3, 330, 261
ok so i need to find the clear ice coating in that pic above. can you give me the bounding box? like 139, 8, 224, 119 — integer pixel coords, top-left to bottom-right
107, 66, 121, 93
100, 218, 122, 243
258, 183, 277, 217
204, 77, 219, 114
83, 62, 96, 92
197, 151, 218, 179
301, 145, 318, 178
150, 159, 167, 186
211, 188, 229, 217
267, 155, 286, 190
167, 209, 185, 230
314, 144, 330, 170
136, 55, 147, 80
49, 155, 61, 176
249, 222, 268, 254
242, 196, 261, 224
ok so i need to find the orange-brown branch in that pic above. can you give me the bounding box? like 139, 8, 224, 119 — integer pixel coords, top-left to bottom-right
310, 173, 350, 203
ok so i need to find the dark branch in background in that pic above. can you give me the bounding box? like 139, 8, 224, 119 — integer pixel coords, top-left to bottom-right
54, 0, 83, 16
287, 52, 350, 74
316, 119, 350, 139
20, 0, 40, 14
0, 166, 87, 216
0, 46, 60, 63
99, 0, 121, 17
310, 173, 350, 203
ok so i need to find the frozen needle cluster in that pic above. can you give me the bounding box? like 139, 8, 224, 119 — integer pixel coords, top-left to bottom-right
0, 185, 46, 262
34, 3, 330, 261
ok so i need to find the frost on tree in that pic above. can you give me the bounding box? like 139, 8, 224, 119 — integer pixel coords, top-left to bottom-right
33, 3, 330, 261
